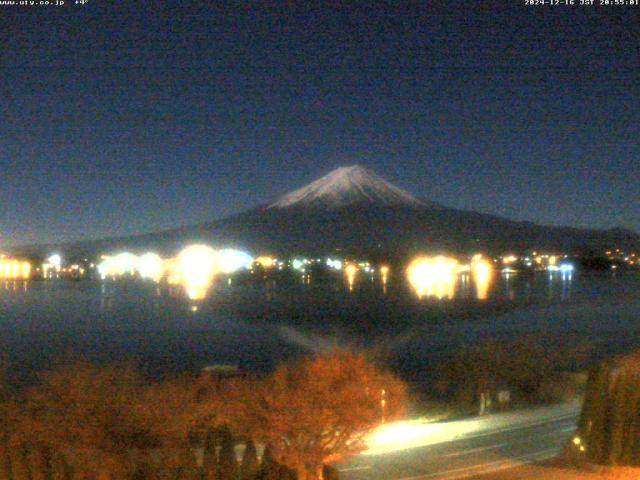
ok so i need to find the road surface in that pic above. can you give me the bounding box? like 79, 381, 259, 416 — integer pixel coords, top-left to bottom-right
338, 402, 580, 480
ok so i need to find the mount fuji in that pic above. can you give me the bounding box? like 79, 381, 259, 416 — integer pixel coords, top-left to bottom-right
14, 165, 639, 258
268, 165, 428, 209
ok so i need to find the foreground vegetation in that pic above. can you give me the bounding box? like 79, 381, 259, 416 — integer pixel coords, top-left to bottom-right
423, 338, 590, 418
0, 338, 601, 480
0, 352, 406, 480
575, 350, 640, 466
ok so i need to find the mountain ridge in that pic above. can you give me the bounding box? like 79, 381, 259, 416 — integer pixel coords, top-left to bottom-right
268, 165, 430, 209
6, 166, 639, 258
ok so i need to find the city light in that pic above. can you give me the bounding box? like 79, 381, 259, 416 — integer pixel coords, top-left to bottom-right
42, 253, 63, 278
406, 256, 458, 300
254, 255, 276, 269
502, 255, 517, 265
47, 254, 62, 271
218, 249, 253, 274
471, 254, 493, 300
92, 245, 258, 299
174, 244, 219, 300
97, 252, 139, 278
380, 265, 389, 285
138, 252, 164, 281
345, 263, 357, 291
114, 252, 139, 275
326, 258, 343, 270
97, 258, 111, 278
559, 263, 574, 273
0, 258, 31, 280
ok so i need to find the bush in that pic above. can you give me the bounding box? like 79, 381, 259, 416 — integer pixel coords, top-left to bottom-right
578, 352, 640, 466
0, 351, 398, 480
436, 338, 590, 411
241, 439, 258, 480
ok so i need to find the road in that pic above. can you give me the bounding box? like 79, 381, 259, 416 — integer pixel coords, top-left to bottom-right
338, 402, 580, 480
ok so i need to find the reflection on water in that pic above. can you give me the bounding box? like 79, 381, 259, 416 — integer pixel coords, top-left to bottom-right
139, 253, 164, 282
345, 264, 357, 292
503, 271, 515, 300
471, 255, 493, 300
406, 256, 458, 299
170, 244, 218, 300
380, 266, 389, 285
0, 259, 31, 280
561, 270, 573, 301
3, 268, 640, 387
380, 266, 389, 295
0, 280, 29, 292
97, 246, 254, 302
0, 263, 582, 305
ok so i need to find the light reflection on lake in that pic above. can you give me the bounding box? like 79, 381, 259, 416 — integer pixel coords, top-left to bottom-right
1, 270, 640, 385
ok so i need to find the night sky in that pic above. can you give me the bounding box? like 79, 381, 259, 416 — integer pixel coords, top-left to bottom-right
2, 2, 639, 246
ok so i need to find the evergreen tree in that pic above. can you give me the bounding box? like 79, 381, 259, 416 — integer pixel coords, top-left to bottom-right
217, 429, 237, 480
177, 446, 199, 480
0, 439, 13, 480
132, 457, 156, 480
159, 447, 189, 480
240, 440, 258, 480
50, 452, 73, 480
202, 428, 218, 480
9, 446, 30, 480
279, 465, 297, 480
26, 446, 51, 480
257, 446, 280, 480
578, 352, 640, 465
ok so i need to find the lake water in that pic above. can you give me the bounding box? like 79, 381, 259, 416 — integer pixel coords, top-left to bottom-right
1, 270, 640, 385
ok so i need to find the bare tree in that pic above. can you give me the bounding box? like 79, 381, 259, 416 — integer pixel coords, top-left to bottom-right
251, 351, 407, 480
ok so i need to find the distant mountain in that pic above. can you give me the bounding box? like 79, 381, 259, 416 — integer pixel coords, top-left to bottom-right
10, 165, 639, 258
268, 165, 428, 209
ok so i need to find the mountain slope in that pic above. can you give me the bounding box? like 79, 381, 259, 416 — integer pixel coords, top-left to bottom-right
10, 166, 639, 258
269, 165, 427, 209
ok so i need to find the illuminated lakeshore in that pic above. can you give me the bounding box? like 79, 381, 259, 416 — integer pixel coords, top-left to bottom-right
0, 241, 606, 307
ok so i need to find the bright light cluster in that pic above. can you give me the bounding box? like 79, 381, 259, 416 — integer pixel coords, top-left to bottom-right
98, 246, 253, 287
326, 258, 343, 270
0, 257, 31, 280
218, 249, 253, 274
547, 263, 574, 273
559, 263, 574, 273
98, 246, 255, 301
406, 256, 458, 299
168, 246, 251, 299
502, 255, 518, 265
172, 244, 218, 300
98, 252, 141, 278
345, 263, 358, 290
138, 252, 164, 281
470, 254, 493, 300
42, 253, 63, 278
47, 254, 62, 270
254, 256, 276, 269
380, 265, 390, 285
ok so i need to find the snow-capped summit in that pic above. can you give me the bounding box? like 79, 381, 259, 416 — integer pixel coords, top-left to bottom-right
268, 165, 425, 209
